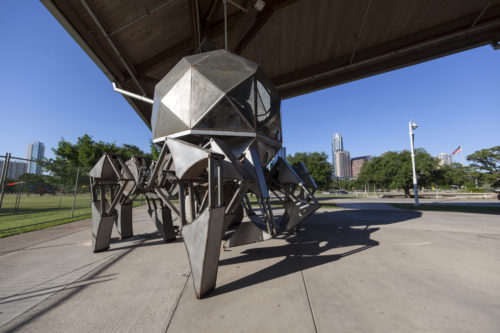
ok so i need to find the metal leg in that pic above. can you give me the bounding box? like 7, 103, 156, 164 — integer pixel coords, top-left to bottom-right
182, 206, 225, 298
115, 201, 133, 239
149, 203, 176, 242
224, 219, 271, 248
91, 201, 115, 252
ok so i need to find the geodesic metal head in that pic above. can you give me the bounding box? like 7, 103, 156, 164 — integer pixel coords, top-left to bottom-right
151, 50, 282, 165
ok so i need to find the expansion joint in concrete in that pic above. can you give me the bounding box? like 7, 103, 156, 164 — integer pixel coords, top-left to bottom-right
295, 239, 318, 333
165, 271, 191, 332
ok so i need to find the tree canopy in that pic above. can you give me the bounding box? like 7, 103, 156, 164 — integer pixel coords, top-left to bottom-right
357, 149, 438, 196
44, 134, 151, 187
287, 152, 333, 189
467, 146, 500, 187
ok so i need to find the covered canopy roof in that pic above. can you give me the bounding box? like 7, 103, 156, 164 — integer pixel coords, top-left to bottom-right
42, 0, 500, 128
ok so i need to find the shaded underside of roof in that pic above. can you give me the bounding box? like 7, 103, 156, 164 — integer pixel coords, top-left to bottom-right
42, 0, 500, 129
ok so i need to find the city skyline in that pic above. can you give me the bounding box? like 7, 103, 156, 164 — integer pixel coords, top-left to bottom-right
0, 2, 499, 163
334, 150, 351, 180
26, 141, 45, 175
331, 132, 344, 179
437, 152, 453, 166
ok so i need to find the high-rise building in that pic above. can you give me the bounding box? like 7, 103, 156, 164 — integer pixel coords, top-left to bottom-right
436, 153, 452, 166
332, 133, 343, 152
351, 155, 372, 178
331, 133, 344, 179
26, 141, 45, 175
335, 150, 351, 179
0, 160, 28, 180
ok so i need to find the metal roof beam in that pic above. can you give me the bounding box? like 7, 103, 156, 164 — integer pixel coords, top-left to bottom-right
234, 0, 300, 54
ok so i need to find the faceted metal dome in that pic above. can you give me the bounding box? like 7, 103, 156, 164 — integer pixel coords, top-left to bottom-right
151, 50, 282, 164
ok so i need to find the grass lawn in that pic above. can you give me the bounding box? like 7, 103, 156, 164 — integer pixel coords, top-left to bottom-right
389, 203, 500, 215
0, 193, 145, 238
0, 192, 335, 238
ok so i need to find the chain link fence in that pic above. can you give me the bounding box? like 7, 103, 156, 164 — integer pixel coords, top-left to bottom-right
0, 153, 93, 236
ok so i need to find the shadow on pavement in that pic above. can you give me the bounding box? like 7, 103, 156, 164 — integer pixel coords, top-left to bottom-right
2, 240, 142, 332
212, 208, 421, 297
0, 274, 116, 306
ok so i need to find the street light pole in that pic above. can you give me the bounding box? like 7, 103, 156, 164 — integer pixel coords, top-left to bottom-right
409, 120, 419, 206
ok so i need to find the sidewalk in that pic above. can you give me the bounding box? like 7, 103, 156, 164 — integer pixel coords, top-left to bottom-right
1, 202, 499, 332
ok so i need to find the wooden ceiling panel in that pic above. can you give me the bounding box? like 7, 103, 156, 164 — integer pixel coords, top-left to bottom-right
358, 0, 493, 52
241, 0, 367, 77
42, 0, 500, 128
112, 1, 192, 64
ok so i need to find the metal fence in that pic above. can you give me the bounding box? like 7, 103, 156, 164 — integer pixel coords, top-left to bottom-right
0, 153, 92, 235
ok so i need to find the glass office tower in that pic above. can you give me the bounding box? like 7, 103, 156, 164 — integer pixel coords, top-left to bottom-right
331, 133, 343, 179
26, 141, 45, 175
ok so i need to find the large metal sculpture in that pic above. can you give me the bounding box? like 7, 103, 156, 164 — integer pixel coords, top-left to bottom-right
90, 50, 319, 298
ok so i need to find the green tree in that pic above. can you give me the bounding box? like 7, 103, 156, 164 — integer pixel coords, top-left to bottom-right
467, 146, 500, 187
44, 134, 151, 187
433, 163, 467, 188
150, 140, 160, 161
287, 152, 333, 189
357, 149, 438, 197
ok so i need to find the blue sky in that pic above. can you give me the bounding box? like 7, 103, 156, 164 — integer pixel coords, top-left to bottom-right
1, 1, 499, 164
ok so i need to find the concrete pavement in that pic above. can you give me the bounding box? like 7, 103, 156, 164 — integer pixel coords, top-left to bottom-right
1, 200, 499, 332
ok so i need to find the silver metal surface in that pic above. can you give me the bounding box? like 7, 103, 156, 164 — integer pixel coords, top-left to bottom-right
89, 153, 133, 251
148, 205, 176, 242
182, 206, 225, 298
91, 202, 116, 252
224, 220, 271, 248
115, 202, 133, 239
151, 50, 281, 161
112, 82, 154, 104
88, 51, 320, 298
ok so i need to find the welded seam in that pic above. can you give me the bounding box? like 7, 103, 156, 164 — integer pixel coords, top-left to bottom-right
295, 241, 318, 333
165, 271, 191, 332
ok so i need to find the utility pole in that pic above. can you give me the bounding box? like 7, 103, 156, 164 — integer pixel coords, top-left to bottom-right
0, 153, 11, 209
409, 120, 419, 206
71, 167, 80, 217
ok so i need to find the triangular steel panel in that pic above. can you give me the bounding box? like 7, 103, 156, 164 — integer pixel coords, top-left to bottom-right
89, 154, 107, 178
190, 69, 224, 127
161, 68, 192, 127
255, 137, 281, 166
155, 58, 191, 96
194, 66, 253, 93
89, 155, 116, 179
193, 96, 253, 131
165, 138, 210, 180
210, 138, 254, 181
184, 51, 216, 66
256, 80, 271, 112
153, 104, 190, 140
182, 206, 225, 298
227, 77, 255, 129
218, 136, 255, 159
193, 49, 257, 73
